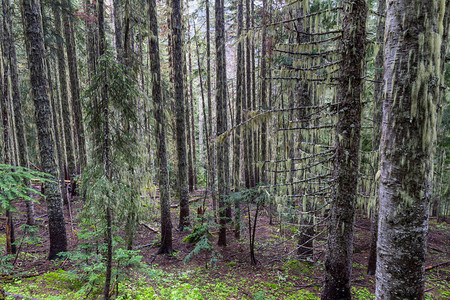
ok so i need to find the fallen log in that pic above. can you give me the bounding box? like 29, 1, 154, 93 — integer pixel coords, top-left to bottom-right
425, 260, 450, 271
140, 223, 160, 234
170, 197, 203, 208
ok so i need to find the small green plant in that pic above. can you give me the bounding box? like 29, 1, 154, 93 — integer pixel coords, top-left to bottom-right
183, 224, 220, 267
0, 164, 52, 210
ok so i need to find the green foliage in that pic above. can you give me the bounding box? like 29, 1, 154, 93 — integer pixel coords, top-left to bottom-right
0, 164, 52, 211
183, 224, 212, 244
183, 224, 218, 265
351, 287, 375, 299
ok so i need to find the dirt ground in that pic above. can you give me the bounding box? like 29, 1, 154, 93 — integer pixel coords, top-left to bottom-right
1, 186, 449, 299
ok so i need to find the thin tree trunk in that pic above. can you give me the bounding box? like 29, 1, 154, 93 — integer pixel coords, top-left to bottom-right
1, 32, 16, 255
113, 0, 123, 61
63, 0, 86, 173
233, 0, 244, 239
47, 58, 69, 216
96, 1, 112, 299
205, 0, 216, 217
244, 0, 254, 188
148, 0, 173, 255
53, 2, 76, 192
172, 0, 190, 230
187, 18, 197, 189
367, 0, 385, 276
375, 1, 449, 298
215, 0, 228, 246
2, 0, 35, 225
321, 0, 367, 298
21, 0, 68, 260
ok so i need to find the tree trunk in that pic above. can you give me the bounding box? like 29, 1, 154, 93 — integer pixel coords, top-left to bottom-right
21, 0, 68, 260
215, 0, 229, 247
172, 0, 190, 230
367, 0, 385, 276
113, 0, 123, 61
63, 0, 86, 173
53, 2, 76, 190
375, 1, 449, 298
2, 0, 35, 225
205, 0, 216, 217
321, 0, 366, 299
148, 0, 173, 255
233, 0, 244, 239
244, 0, 254, 189
47, 58, 69, 213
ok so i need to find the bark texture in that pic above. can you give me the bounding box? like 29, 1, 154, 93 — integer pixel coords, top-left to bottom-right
375, 1, 449, 299
367, 0, 385, 276
215, 0, 229, 246
321, 0, 366, 299
2, 0, 35, 224
53, 2, 76, 184
148, 0, 173, 255
171, 0, 190, 230
21, 0, 68, 260
63, 0, 86, 172
233, 0, 244, 239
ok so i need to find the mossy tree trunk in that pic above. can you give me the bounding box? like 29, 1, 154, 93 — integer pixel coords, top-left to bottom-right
21, 0, 68, 260
367, 0, 385, 276
375, 0, 449, 298
215, 0, 229, 246
321, 0, 367, 298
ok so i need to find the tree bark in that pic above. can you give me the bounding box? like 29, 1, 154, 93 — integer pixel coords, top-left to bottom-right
172, 0, 190, 230
20, 0, 68, 260
367, 0, 385, 276
148, 0, 173, 255
113, 0, 123, 61
63, 0, 86, 173
375, 1, 449, 299
233, 0, 244, 239
2, 0, 35, 225
215, 0, 229, 246
205, 0, 217, 217
321, 0, 366, 299
53, 2, 76, 188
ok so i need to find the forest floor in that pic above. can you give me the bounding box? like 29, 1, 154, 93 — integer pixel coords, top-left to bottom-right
0, 186, 449, 299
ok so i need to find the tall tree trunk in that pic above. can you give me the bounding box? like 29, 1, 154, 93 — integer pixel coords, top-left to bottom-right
215, 0, 228, 246
321, 0, 367, 299
367, 0, 385, 276
172, 0, 190, 230
233, 0, 244, 239
63, 0, 86, 173
375, 1, 449, 298
187, 14, 197, 189
244, 0, 254, 188
21, 0, 68, 260
259, 0, 267, 185
2, 0, 35, 225
148, 0, 173, 255
47, 58, 69, 214
1, 26, 16, 255
96, 1, 112, 299
205, 0, 216, 217
113, 0, 123, 61
53, 2, 76, 191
